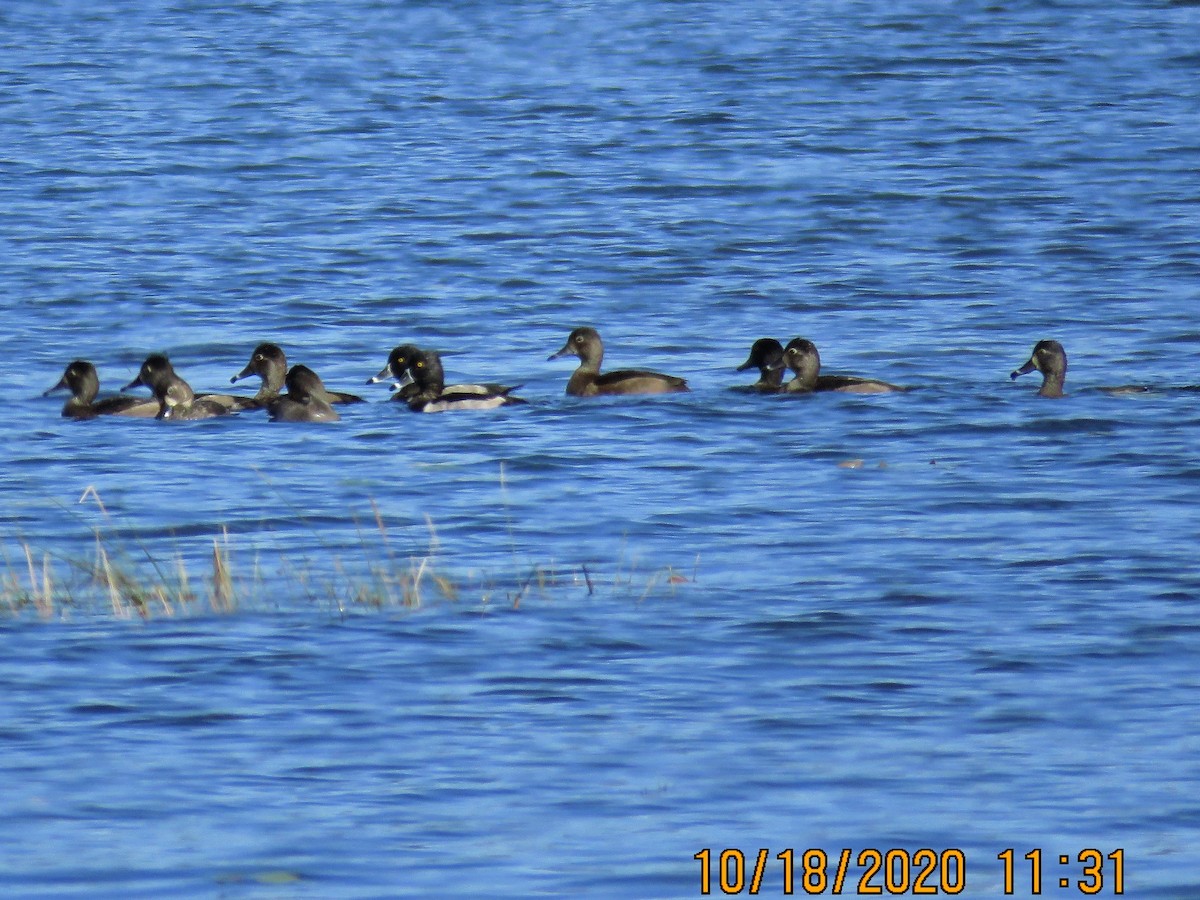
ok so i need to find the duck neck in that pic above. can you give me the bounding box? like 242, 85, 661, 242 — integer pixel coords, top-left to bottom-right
576, 345, 602, 373
255, 365, 286, 402
1038, 371, 1065, 398
759, 367, 785, 390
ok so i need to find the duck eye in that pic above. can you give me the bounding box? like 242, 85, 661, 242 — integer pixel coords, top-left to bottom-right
574, 334, 583, 343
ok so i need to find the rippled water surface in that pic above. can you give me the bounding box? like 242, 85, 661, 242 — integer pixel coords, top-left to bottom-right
3, 1, 1200, 896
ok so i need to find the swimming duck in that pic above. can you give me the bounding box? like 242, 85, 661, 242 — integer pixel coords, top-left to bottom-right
123, 354, 232, 420
1010, 339, 1149, 397
124, 353, 251, 413
1010, 340, 1068, 397
233, 343, 363, 405
267, 365, 341, 422
734, 338, 786, 393
780, 338, 905, 394
44, 360, 160, 419
404, 349, 526, 413
549, 326, 689, 397
368, 344, 517, 402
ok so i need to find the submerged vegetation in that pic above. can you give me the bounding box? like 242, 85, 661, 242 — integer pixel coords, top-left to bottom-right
1, 489, 696, 621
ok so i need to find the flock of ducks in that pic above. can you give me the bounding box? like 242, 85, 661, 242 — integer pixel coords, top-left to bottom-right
41, 328, 1075, 422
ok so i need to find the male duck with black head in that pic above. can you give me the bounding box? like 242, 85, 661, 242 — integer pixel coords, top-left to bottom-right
267, 365, 341, 422
780, 338, 906, 394
367, 344, 516, 402
549, 326, 689, 397
734, 338, 786, 393
1010, 339, 1148, 397
367, 344, 422, 400
403, 349, 525, 413
233, 342, 364, 406
123, 354, 232, 420
44, 360, 160, 419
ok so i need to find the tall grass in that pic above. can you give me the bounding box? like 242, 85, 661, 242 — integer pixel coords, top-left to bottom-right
0, 489, 696, 621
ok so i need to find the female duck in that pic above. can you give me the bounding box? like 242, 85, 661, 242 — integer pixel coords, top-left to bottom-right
781, 338, 905, 394
734, 338, 786, 393
1010, 340, 1068, 397
44, 360, 159, 419
1010, 340, 1150, 396
123, 354, 232, 420
234, 343, 363, 405
368, 344, 517, 402
549, 327, 689, 397
404, 349, 525, 413
267, 365, 341, 422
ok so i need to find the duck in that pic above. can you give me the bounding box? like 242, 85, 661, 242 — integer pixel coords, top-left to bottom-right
780, 338, 905, 394
368, 344, 518, 402
734, 338, 786, 393
549, 326, 689, 397
1010, 339, 1068, 397
123, 354, 232, 420
403, 349, 526, 413
44, 360, 160, 419
267, 365, 341, 422
1010, 340, 1148, 397
233, 342, 364, 405
124, 353, 251, 413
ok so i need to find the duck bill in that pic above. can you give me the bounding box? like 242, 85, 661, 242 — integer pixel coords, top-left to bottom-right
230, 361, 255, 384
388, 370, 415, 392
122, 374, 145, 391
548, 342, 574, 361
367, 362, 394, 385
1010, 359, 1037, 381
43, 376, 68, 397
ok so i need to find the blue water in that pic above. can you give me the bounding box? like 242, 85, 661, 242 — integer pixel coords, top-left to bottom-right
3, 0, 1200, 896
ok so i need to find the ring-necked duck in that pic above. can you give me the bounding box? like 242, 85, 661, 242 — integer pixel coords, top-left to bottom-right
123, 354, 232, 420
1010, 340, 1149, 397
781, 338, 905, 394
44, 360, 160, 419
404, 349, 526, 413
549, 326, 689, 397
368, 344, 518, 402
234, 343, 363, 405
267, 365, 341, 422
735, 338, 786, 393
1010, 340, 1068, 397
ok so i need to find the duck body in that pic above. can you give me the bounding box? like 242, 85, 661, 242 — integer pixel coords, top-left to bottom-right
237, 342, 363, 406
124, 354, 232, 420
404, 349, 526, 413
734, 338, 786, 393
370, 344, 518, 402
44, 361, 160, 419
267, 365, 341, 422
549, 326, 689, 397
781, 338, 905, 394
